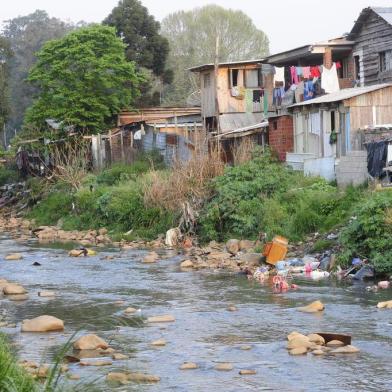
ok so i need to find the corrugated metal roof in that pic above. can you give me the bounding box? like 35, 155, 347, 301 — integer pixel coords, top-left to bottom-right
372, 7, 392, 26
219, 113, 266, 133
289, 84, 392, 108
189, 59, 264, 72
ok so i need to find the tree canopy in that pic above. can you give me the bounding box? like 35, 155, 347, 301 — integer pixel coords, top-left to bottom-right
104, 0, 169, 77
25, 24, 142, 133
2, 10, 76, 132
161, 5, 270, 105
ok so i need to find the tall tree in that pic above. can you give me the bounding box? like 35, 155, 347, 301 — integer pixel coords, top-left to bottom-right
161, 5, 270, 105
104, 0, 172, 106
25, 25, 142, 133
0, 37, 12, 140
2, 10, 76, 132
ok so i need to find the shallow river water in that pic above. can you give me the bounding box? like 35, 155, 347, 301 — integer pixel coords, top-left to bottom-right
1, 234, 392, 392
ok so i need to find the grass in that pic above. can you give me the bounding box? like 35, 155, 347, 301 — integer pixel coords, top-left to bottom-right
0, 333, 38, 392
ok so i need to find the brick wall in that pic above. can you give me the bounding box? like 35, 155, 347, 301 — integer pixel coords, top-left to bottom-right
268, 115, 294, 161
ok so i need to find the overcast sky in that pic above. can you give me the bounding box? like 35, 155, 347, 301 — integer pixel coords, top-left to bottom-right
2, 0, 392, 53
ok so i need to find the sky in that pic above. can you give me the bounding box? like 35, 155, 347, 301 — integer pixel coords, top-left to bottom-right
2, 0, 392, 53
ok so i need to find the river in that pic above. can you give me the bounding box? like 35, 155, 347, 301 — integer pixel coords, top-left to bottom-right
1, 234, 392, 391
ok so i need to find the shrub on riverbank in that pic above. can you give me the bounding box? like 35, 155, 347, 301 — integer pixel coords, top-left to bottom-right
198, 150, 365, 242
339, 190, 392, 273
0, 333, 38, 392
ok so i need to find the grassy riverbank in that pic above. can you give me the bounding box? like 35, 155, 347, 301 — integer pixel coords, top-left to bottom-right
6, 148, 392, 273
0, 333, 38, 392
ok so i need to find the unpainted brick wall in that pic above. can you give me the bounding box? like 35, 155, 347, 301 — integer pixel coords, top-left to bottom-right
268, 115, 294, 161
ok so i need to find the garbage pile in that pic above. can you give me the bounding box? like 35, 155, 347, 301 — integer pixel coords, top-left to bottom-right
0, 182, 33, 214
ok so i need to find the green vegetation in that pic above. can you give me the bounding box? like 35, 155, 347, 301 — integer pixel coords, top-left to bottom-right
339, 190, 392, 273
0, 165, 19, 186
28, 157, 175, 240
0, 333, 37, 392
198, 151, 365, 243
25, 24, 142, 133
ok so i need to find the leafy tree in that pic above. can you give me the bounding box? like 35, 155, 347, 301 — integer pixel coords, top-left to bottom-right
104, 0, 172, 106
161, 5, 270, 105
0, 37, 12, 138
25, 25, 142, 133
2, 10, 76, 132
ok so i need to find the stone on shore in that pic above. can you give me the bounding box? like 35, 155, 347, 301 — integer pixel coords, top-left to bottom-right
147, 315, 175, 323
298, 300, 325, 313
179, 362, 198, 370
142, 252, 159, 263
73, 334, 109, 350
226, 239, 240, 255
21, 315, 64, 332
214, 363, 233, 371
3, 283, 27, 295
239, 253, 263, 266
5, 253, 23, 260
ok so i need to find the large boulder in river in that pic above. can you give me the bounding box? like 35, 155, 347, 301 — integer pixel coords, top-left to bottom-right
73, 334, 109, 350
3, 283, 27, 295
21, 315, 64, 332
226, 239, 240, 255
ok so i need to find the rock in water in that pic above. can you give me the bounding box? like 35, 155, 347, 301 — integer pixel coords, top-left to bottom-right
180, 260, 194, 268
226, 239, 240, 255
330, 345, 360, 354
68, 249, 86, 257
142, 252, 159, 263
377, 300, 392, 309
21, 315, 64, 332
179, 362, 198, 370
326, 340, 344, 347
127, 373, 160, 382
5, 253, 23, 260
151, 339, 166, 346
106, 372, 128, 383
165, 228, 181, 247
112, 353, 129, 360
298, 300, 325, 313
3, 283, 27, 295
214, 363, 233, 371
289, 347, 308, 355
73, 334, 109, 350
38, 291, 56, 297
124, 307, 137, 314
147, 315, 175, 323
239, 369, 257, 375
307, 334, 325, 345
287, 336, 312, 350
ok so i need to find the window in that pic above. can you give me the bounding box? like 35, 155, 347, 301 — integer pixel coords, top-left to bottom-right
379, 50, 392, 72
245, 69, 262, 88
229, 69, 246, 88
354, 55, 361, 80
203, 73, 211, 88
252, 89, 262, 103
331, 111, 336, 132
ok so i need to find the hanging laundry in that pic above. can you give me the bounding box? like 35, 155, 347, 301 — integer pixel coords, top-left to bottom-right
274, 66, 285, 86
335, 61, 342, 70
272, 87, 285, 106
304, 80, 315, 100
295, 81, 305, 103
321, 63, 340, 93
310, 66, 321, 78
302, 66, 311, 79
296, 66, 303, 77
290, 66, 299, 84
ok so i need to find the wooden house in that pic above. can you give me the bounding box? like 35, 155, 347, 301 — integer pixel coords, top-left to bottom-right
287, 83, 392, 184
348, 7, 392, 86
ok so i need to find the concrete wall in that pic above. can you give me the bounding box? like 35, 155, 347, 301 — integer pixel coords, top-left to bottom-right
336, 150, 368, 187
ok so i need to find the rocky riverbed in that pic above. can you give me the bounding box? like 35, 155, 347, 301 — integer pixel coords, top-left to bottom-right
1, 225, 392, 391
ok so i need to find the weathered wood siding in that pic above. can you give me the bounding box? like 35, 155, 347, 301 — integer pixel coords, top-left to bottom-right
344, 86, 392, 129
200, 70, 216, 118
353, 11, 392, 85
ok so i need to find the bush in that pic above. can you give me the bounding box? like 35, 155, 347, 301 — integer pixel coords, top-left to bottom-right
339, 190, 392, 273
198, 150, 365, 243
